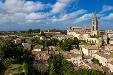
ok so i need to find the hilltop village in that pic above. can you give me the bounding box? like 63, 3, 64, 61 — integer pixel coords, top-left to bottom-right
1, 13, 113, 75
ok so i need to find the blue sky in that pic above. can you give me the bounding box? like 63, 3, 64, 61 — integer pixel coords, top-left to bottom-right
0, 0, 113, 31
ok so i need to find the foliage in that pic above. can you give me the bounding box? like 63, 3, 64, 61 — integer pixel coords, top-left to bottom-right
40, 31, 45, 36
73, 69, 104, 75
0, 40, 23, 59
107, 37, 110, 44
44, 39, 59, 47
2, 58, 14, 68
0, 39, 32, 75
60, 37, 79, 51
0, 61, 4, 70
31, 38, 43, 46
49, 54, 64, 74
49, 54, 104, 75
90, 33, 102, 38
32, 37, 79, 51
91, 58, 101, 65
49, 54, 75, 75
49, 63, 56, 75
31, 38, 59, 48
23, 62, 29, 75
101, 37, 105, 47
27, 29, 40, 33
0, 47, 4, 60
60, 59, 75, 75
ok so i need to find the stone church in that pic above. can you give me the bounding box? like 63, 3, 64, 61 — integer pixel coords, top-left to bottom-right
67, 13, 102, 44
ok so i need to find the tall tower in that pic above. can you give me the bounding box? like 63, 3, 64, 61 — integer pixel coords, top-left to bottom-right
91, 13, 98, 35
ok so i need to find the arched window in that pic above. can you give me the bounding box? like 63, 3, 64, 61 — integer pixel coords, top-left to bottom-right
93, 26, 95, 30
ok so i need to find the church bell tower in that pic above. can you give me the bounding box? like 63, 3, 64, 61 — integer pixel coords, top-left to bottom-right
91, 13, 98, 35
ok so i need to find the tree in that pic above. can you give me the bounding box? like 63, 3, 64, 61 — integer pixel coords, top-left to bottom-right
2, 58, 14, 68
91, 58, 101, 65
0, 48, 4, 60
49, 54, 63, 74
40, 31, 45, 36
44, 40, 51, 47
73, 37, 79, 49
31, 38, 43, 46
23, 62, 29, 75
61, 37, 79, 51
60, 59, 75, 75
49, 54, 104, 75
0, 40, 17, 58
49, 54, 75, 75
51, 39, 59, 46
101, 39, 105, 47
49, 63, 56, 75
28, 29, 33, 33
107, 37, 110, 44
0, 61, 3, 70
73, 69, 104, 75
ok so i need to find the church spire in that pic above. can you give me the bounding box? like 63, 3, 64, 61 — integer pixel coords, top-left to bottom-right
92, 13, 98, 31
91, 13, 99, 35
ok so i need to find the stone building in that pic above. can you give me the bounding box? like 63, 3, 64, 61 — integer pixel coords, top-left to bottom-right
67, 13, 100, 42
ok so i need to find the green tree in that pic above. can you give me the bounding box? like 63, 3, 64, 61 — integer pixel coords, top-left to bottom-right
61, 37, 79, 51
2, 58, 14, 68
107, 37, 110, 44
41, 31, 45, 36
27, 29, 33, 33
23, 62, 29, 75
101, 39, 105, 47
60, 59, 75, 75
49, 54, 104, 75
91, 58, 101, 65
49, 63, 56, 75
0, 48, 4, 60
49, 54, 75, 75
44, 40, 51, 47
31, 38, 43, 46
49, 54, 63, 74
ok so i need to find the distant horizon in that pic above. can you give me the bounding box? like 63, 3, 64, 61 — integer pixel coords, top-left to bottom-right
0, 25, 113, 32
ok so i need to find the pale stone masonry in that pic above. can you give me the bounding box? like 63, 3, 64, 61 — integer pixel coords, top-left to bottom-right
62, 51, 82, 65
67, 13, 102, 43
81, 45, 100, 56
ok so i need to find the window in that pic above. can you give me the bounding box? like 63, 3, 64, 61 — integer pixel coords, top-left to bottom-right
93, 26, 95, 30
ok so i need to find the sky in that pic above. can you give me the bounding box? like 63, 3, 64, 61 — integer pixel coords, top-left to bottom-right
0, 0, 113, 31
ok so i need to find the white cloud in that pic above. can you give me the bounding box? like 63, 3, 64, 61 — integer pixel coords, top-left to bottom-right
75, 13, 93, 23
0, 0, 51, 25
0, 0, 79, 26
100, 5, 113, 13
24, 1, 50, 13
26, 12, 51, 20
51, 2, 66, 13
0, 12, 27, 24
52, 9, 86, 22
58, 0, 75, 3
4, 0, 24, 13
101, 13, 113, 20
51, 0, 76, 13
0, 0, 50, 13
